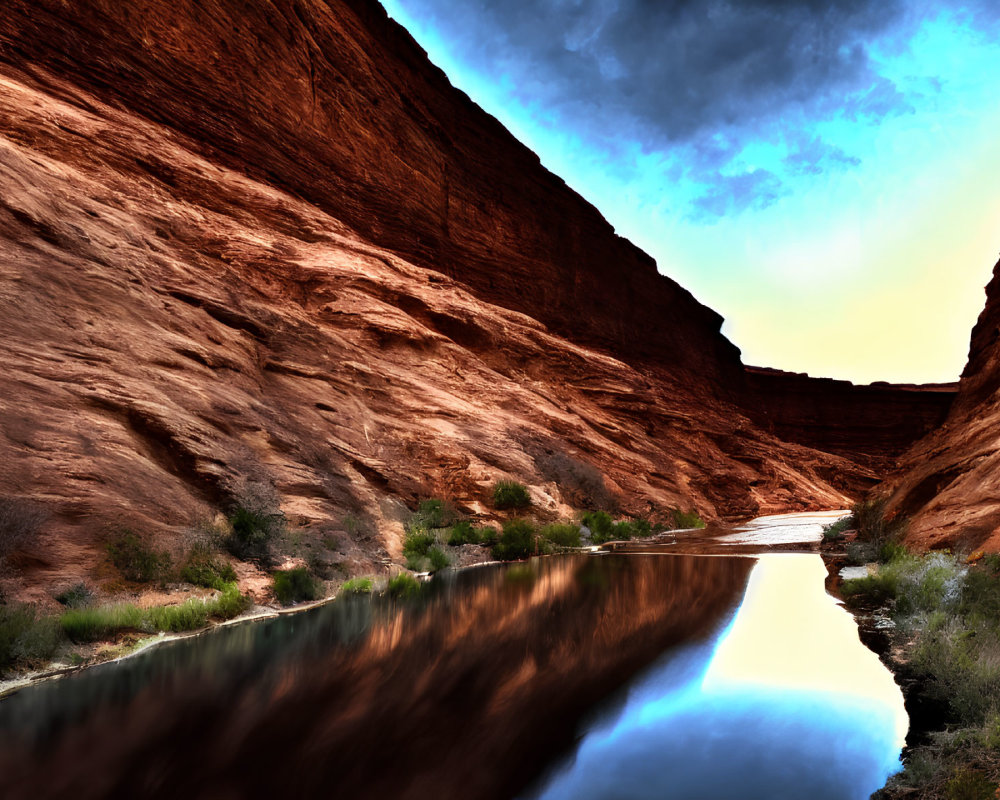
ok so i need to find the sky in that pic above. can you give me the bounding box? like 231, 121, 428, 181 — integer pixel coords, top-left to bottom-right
380, 0, 1000, 384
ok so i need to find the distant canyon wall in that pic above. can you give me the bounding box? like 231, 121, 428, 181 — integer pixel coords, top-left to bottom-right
744, 367, 957, 472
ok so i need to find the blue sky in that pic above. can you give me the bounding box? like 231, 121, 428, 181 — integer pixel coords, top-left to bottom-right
381, 0, 1000, 384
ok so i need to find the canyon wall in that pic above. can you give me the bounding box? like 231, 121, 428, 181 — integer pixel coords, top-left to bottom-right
0, 0, 969, 594
0, 0, 742, 388
882, 257, 1000, 551
745, 367, 956, 472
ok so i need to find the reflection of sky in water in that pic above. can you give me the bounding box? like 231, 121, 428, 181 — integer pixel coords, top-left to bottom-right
527, 554, 907, 800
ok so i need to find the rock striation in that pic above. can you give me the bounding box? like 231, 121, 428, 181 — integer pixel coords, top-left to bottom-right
0, 0, 967, 593
744, 367, 956, 472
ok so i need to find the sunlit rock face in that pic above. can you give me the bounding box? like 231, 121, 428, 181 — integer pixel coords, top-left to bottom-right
0, 555, 752, 799
883, 258, 1000, 551
528, 555, 907, 800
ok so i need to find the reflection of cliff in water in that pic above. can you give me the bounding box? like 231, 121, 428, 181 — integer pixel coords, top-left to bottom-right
0, 554, 752, 800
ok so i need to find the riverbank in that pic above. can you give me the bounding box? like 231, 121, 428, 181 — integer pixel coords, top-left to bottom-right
824, 544, 1000, 799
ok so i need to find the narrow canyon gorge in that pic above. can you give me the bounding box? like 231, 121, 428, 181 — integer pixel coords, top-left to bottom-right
0, 0, 997, 598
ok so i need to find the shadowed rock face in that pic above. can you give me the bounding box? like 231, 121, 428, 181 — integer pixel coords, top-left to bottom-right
0, 0, 964, 593
0, 555, 754, 800
744, 367, 956, 472
881, 258, 1000, 551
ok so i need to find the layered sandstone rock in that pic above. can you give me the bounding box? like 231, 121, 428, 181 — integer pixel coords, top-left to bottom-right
745, 367, 956, 472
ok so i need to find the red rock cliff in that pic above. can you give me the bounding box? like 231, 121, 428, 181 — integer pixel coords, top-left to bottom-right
0, 0, 965, 593
0, 0, 742, 389
744, 367, 956, 472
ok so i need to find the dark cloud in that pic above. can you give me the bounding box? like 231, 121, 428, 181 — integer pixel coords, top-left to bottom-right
388, 0, 986, 217
396, 0, 905, 133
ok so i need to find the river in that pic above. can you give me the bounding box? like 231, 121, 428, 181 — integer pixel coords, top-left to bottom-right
0, 512, 906, 800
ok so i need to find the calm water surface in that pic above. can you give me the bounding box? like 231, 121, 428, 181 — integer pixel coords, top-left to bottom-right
0, 534, 905, 799
526, 554, 907, 800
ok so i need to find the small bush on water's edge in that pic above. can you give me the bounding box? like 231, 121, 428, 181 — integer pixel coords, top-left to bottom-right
492, 519, 537, 561
670, 508, 705, 530
541, 523, 581, 548
341, 577, 373, 595
582, 512, 654, 544
854, 545, 1000, 798
822, 516, 852, 542
272, 568, 322, 606
60, 583, 250, 642
447, 521, 481, 546
0, 604, 62, 676
582, 511, 614, 543
387, 573, 421, 598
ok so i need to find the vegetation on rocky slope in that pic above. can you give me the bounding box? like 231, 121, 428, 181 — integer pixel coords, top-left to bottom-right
835, 500, 1000, 798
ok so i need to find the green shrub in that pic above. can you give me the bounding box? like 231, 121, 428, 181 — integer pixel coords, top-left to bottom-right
55, 582, 93, 609
671, 508, 706, 529
428, 546, 450, 572
272, 567, 322, 606
414, 499, 455, 529
145, 599, 209, 632
209, 583, 251, 619
842, 572, 899, 607
822, 516, 853, 542
387, 573, 421, 598
180, 544, 238, 590
341, 577, 373, 595
224, 479, 285, 565
447, 521, 481, 546
403, 528, 435, 558
107, 530, 171, 583
582, 511, 614, 544
227, 506, 282, 565
479, 527, 500, 547
61, 584, 250, 642
613, 521, 636, 540
61, 603, 145, 643
492, 519, 537, 561
541, 523, 581, 548
0, 604, 62, 676
492, 480, 531, 511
